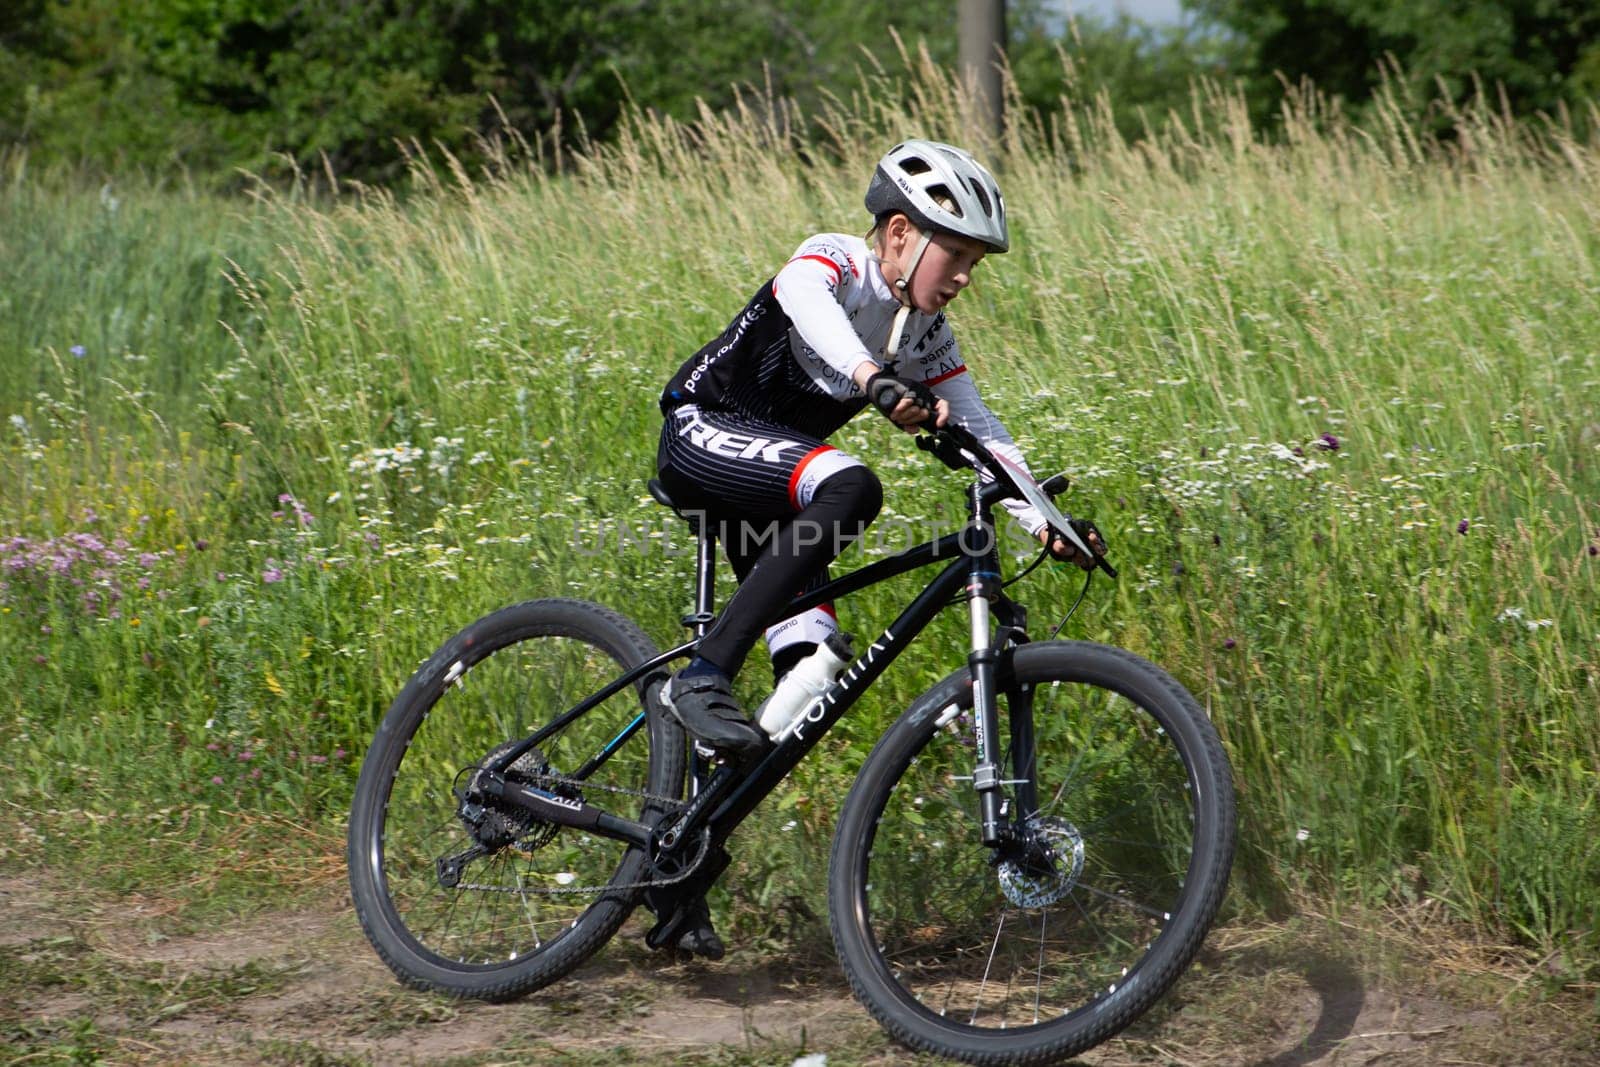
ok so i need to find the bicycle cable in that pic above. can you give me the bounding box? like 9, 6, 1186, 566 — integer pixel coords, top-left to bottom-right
1000, 547, 1050, 590
1049, 567, 1094, 640
943, 549, 1093, 639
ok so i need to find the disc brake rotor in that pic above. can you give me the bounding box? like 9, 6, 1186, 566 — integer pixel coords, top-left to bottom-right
997, 815, 1085, 908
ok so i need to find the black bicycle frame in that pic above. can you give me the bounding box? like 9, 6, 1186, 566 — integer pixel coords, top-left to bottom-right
484, 478, 1029, 864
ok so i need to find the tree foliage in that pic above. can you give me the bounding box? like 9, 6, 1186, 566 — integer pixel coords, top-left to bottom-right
1009, 7, 1237, 139
5, 1, 1595, 184
1188, 0, 1600, 124
1, 0, 961, 181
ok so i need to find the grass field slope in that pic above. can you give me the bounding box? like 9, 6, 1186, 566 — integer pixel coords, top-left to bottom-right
2, 64, 1596, 996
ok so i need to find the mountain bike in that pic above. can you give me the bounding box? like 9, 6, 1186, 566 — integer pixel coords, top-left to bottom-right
347, 421, 1237, 1065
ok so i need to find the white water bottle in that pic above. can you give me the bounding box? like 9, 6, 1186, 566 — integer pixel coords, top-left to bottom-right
755, 632, 855, 739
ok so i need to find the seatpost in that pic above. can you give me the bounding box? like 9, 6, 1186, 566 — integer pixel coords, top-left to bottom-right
683, 510, 717, 638
686, 510, 717, 793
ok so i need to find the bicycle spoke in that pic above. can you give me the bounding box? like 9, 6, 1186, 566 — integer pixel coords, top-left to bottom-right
1072, 880, 1171, 924
971, 905, 1008, 1025
350, 602, 685, 995
843, 648, 1230, 1052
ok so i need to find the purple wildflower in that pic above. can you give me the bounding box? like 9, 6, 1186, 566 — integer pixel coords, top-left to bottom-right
1315, 433, 1340, 452
1457, 520, 1469, 535
195, 539, 209, 551
211, 776, 224, 786
262, 566, 284, 584
70, 344, 86, 358
1223, 638, 1237, 650
1590, 545, 1598, 557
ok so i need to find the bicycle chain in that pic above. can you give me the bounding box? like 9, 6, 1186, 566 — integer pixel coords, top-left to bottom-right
453, 769, 701, 896
520, 767, 686, 811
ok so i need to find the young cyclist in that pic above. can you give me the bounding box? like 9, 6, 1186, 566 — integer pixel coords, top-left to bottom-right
650, 139, 1102, 959
655, 139, 1101, 768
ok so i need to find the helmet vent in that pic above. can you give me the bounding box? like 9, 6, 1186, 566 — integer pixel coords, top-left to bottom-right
927, 184, 963, 218
968, 180, 993, 217
900, 155, 933, 176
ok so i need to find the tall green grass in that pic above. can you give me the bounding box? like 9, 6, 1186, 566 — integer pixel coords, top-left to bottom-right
2, 60, 1597, 973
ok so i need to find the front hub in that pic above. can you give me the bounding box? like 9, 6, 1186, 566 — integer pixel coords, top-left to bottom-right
997, 815, 1085, 907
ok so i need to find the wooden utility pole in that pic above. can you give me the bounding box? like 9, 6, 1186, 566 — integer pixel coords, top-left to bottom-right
959, 0, 1006, 142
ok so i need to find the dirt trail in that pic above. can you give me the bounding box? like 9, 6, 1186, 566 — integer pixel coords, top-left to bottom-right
3, 876, 1594, 1066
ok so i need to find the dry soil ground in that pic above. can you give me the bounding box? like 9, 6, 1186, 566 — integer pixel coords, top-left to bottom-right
3, 874, 1595, 1066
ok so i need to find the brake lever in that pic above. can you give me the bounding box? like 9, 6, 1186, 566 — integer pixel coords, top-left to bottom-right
915, 430, 972, 473
1065, 517, 1117, 579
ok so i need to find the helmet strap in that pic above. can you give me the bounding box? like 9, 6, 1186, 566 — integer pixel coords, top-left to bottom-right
884, 303, 913, 362
892, 230, 934, 313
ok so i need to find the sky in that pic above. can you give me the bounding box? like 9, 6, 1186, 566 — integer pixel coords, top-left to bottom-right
1057, 0, 1189, 26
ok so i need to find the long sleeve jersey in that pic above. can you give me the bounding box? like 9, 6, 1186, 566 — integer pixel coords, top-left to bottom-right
660, 233, 1047, 536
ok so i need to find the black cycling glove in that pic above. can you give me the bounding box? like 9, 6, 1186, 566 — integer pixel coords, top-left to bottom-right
1048, 517, 1108, 568
866, 371, 938, 422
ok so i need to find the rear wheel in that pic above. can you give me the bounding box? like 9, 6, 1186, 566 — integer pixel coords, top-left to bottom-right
830, 641, 1235, 1064
348, 598, 685, 1000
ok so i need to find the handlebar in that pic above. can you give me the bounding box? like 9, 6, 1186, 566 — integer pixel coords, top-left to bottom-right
917, 422, 1117, 579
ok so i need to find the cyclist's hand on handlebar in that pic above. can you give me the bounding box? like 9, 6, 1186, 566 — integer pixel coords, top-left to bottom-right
866, 372, 948, 433
1040, 518, 1107, 570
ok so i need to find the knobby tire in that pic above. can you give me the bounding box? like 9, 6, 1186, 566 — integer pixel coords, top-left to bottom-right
829, 640, 1235, 1065
347, 598, 685, 1001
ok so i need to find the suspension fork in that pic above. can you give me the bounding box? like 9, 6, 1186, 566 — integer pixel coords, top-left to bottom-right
992, 588, 1041, 820
966, 525, 1044, 844
965, 505, 1009, 847
971, 598, 1044, 842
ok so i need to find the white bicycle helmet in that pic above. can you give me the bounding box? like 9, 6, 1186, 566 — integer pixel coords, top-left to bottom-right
864, 139, 1009, 254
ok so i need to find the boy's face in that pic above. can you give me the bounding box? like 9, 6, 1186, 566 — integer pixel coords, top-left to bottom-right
910, 231, 987, 312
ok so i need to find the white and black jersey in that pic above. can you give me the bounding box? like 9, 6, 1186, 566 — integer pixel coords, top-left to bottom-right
660, 233, 1046, 536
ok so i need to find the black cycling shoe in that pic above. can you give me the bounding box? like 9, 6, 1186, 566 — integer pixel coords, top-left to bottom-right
645, 896, 727, 961
662, 669, 766, 759
674, 899, 726, 961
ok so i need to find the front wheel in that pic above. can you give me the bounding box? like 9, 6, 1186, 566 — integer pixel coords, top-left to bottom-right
829, 641, 1235, 1065
348, 598, 686, 1001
